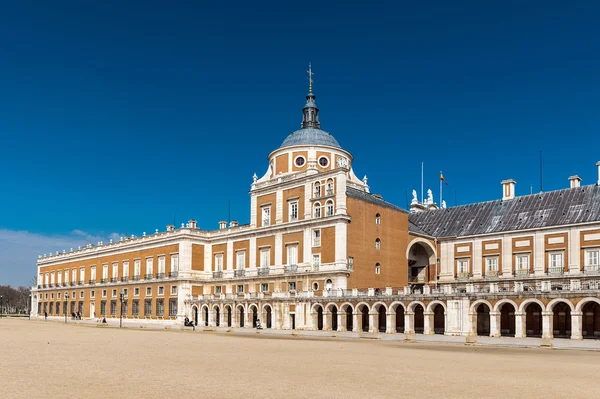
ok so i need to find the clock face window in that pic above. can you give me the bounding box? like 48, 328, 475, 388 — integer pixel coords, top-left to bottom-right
318, 157, 329, 167
295, 156, 305, 167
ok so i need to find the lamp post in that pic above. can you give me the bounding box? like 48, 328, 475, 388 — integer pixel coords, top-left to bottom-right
1, 295, 3, 318
119, 290, 124, 328
64, 293, 69, 324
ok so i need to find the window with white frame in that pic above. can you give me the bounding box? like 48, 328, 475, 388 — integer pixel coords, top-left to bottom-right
145, 258, 153, 276
375, 213, 381, 225
260, 248, 270, 268
261, 206, 271, 227
171, 255, 179, 273
79, 267, 85, 282
158, 286, 164, 296
312, 229, 321, 247
112, 289, 117, 297
215, 286, 222, 294
325, 200, 334, 216
288, 281, 296, 291
289, 200, 298, 221
516, 254, 529, 270
348, 257, 354, 270
158, 256, 165, 275
171, 286, 177, 295
312, 254, 320, 267
585, 249, 599, 268
261, 283, 269, 292
237, 284, 244, 293
146, 287, 152, 296
44, 273, 48, 285
50, 272, 55, 285
122, 261, 129, 277
79, 291, 84, 298
375, 238, 381, 250
90, 291, 94, 298
71, 269, 76, 283
313, 202, 321, 218
326, 279, 333, 290
112, 263, 118, 279
214, 253, 223, 271
287, 244, 298, 265
134, 287, 139, 297
134, 259, 141, 276
102, 289, 107, 298
326, 179, 334, 195
314, 182, 321, 198
90, 266, 96, 281
485, 256, 498, 272
457, 259, 469, 274
102, 264, 108, 279
57, 271, 62, 285
236, 251, 245, 269
375, 263, 381, 274
64, 270, 69, 283
549, 252, 563, 269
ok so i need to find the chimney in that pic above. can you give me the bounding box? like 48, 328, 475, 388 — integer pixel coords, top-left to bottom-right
501, 179, 516, 200
166, 224, 174, 232
229, 220, 239, 228
218, 220, 227, 229
188, 219, 197, 229
568, 175, 581, 188
597, 161, 600, 185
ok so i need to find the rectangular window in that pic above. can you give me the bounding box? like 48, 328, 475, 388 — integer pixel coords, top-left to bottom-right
90, 290, 95, 298
144, 299, 152, 317
79, 291, 84, 299
260, 248, 270, 268
158, 256, 165, 274
289, 201, 298, 221
288, 281, 296, 291
134, 287, 139, 297
457, 259, 469, 273
214, 253, 223, 271
134, 260, 141, 277
146, 287, 152, 296
169, 298, 177, 317
261, 206, 270, 227
516, 254, 529, 270
132, 299, 139, 317
112, 289, 117, 297
585, 249, 599, 267
122, 261, 129, 277
312, 254, 320, 267
236, 251, 245, 269
146, 258, 153, 277
51, 272, 55, 285
215, 286, 222, 294
90, 266, 96, 281
71, 269, 77, 283
486, 257, 498, 271
57, 292, 61, 299
110, 300, 117, 316
102, 264, 108, 279
156, 299, 164, 317
102, 289, 107, 298
237, 284, 244, 293
57, 271, 62, 285
122, 300, 128, 316
312, 229, 321, 247
123, 288, 128, 297
158, 286, 164, 296
112, 263, 118, 280
261, 283, 269, 292
101, 301, 107, 316
550, 252, 563, 268
348, 257, 354, 271
64, 269, 69, 283
171, 286, 177, 295
79, 267, 85, 283
287, 245, 298, 266
171, 254, 179, 273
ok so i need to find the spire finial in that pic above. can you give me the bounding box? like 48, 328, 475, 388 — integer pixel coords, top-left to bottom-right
307, 63, 314, 93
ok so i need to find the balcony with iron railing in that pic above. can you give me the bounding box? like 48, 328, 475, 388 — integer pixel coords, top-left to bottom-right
284, 264, 298, 274
584, 264, 599, 274
325, 189, 334, 196
144, 274, 153, 280
234, 269, 245, 277
548, 267, 564, 275
62, 282, 68, 287
516, 269, 530, 276
88, 279, 96, 285
485, 270, 498, 278
132, 275, 140, 281
70, 282, 75, 286
156, 273, 165, 279
457, 272, 470, 281
258, 267, 270, 276
78, 280, 84, 286
312, 263, 320, 272
213, 271, 223, 279
169, 271, 178, 278
121, 276, 129, 282
110, 277, 118, 283
100, 278, 108, 283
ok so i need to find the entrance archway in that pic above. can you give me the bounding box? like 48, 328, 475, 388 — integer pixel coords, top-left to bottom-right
414, 304, 424, 334
476, 303, 491, 336
214, 306, 220, 327
343, 305, 353, 331
225, 306, 232, 327
203, 306, 209, 327
251, 306, 258, 328
525, 303, 542, 338
499, 302, 515, 336
582, 302, 600, 339
331, 306, 338, 331
357, 304, 369, 332
265, 306, 272, 329
193, 306, 198, 326
432, 304, 445, 334
395, 305, 405, 333
315, 305, 323, 331
552, 302, 571, 338
238, 306, 245, 328
406, 239, 436, 285
377, 305, 386, 333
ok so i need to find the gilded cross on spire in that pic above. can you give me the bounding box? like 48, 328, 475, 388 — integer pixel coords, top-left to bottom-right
307, 63, 314, 93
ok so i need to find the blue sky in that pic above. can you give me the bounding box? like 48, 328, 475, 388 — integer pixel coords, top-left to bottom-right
1, 1, 600, 285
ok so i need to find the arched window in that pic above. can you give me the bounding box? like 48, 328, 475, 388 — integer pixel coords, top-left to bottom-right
375, 263, 381, 274
375, 238, 381, 250
375, 213, 381, 225
326, 179, 334, 195
312, 282, 319, 291
314, 182, 321, 198
326, 279, 333, 291
326, 200, 334, 217
314, 202, 321, 218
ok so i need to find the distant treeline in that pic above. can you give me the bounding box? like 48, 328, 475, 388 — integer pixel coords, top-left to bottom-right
0, 285, 30, 314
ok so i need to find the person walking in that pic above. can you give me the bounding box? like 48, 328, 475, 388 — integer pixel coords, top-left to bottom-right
44, 311, 47, 321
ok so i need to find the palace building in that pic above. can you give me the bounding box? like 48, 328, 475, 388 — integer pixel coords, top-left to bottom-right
31, 74, 600, 341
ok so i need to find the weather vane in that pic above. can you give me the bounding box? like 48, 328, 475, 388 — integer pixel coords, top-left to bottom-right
307, 63, 314, 93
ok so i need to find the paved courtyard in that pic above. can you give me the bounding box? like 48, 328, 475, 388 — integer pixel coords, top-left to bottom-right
2, 319, 600, 398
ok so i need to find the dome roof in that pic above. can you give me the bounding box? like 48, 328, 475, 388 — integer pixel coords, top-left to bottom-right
279, 128, 341, 149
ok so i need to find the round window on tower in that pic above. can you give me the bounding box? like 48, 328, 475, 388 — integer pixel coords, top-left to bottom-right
318, 156, 329, 168
295, 156, 306, 167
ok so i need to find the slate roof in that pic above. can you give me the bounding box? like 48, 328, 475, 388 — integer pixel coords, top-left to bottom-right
280, 128, 341, 149
346, 187, 408, 214
408, 184, 600, 238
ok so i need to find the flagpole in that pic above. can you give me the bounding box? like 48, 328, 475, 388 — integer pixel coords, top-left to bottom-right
421, 162, 424, 204
440, 171, 443, 208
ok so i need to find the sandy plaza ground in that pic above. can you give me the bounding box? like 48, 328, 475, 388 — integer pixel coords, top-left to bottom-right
1, 319, 599, 399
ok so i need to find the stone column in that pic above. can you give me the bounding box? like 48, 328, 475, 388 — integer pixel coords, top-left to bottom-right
368, 312, 376, 333
571, 311, 583, 340
352, 312, 358, 332
468, 312, 477, 336
244, 307, 251, 328
208, 310, 215, 327
515, 312, 526, 338
323, 311, 331, 331
489, 311, 501, 337
231, 307, 237, 328
337, 312, 344, 332
404, 311, 415, 334
386, 312, 394, 333
423, 311, 434, 335
542, 311, 553, 339
307, 312, 315, 330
